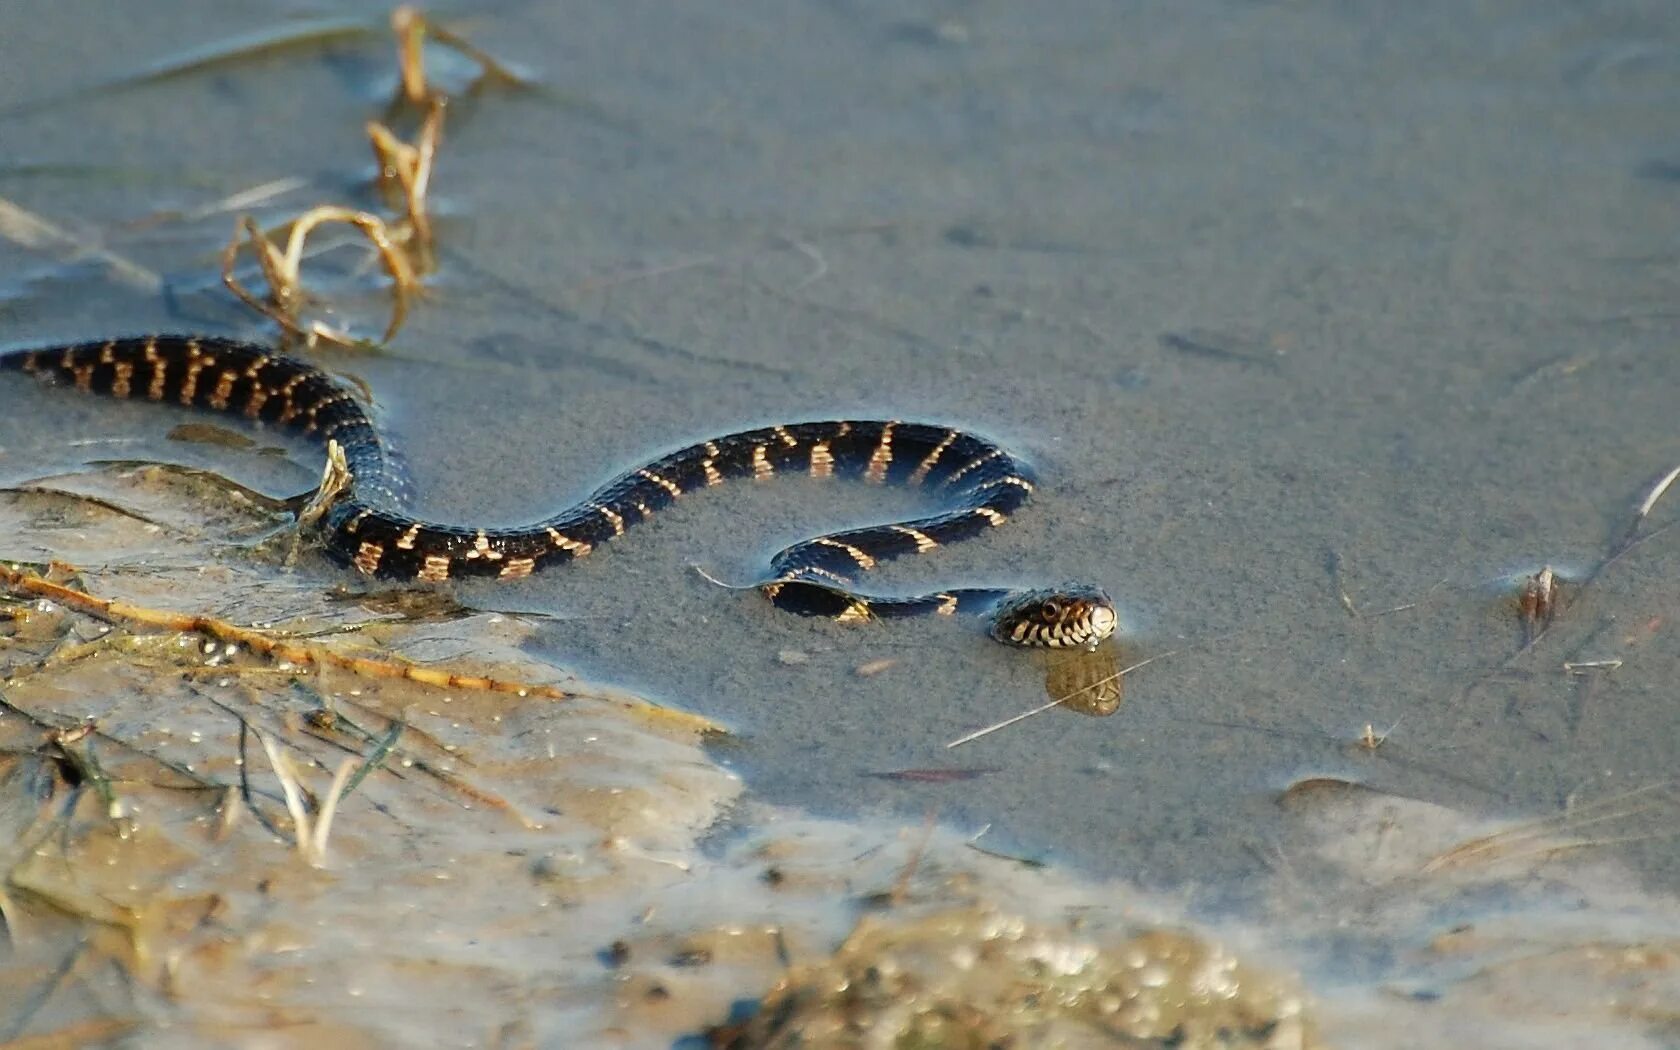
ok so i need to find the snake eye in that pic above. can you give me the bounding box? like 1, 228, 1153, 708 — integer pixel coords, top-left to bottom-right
1040, 600, 1062, 620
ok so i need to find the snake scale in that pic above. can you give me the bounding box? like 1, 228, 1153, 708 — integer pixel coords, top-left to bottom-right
2, 335, 1116, 648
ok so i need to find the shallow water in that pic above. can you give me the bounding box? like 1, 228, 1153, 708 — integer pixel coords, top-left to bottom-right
3, 1, 1680, 1043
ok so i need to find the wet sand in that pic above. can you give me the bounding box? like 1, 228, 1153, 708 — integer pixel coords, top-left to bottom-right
3, 1, 1680, 1044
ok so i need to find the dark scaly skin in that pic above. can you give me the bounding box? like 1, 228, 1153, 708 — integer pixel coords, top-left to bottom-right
2, 336, 1115, 647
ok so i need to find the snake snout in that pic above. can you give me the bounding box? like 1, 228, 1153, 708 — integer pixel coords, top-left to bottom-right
990, 584, 1117, 649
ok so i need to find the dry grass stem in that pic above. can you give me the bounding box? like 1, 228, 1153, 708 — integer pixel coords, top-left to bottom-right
251, 689, 541, 828
1421, 782, 1675, 874
0, 692, 224, 797
221, 206, 420, 347
254, 729, 359, 867
0, 561, 583, 702
1635, 465, 1680, 524
945, 649, 1172, 749
393, 5, 431, 104
1370, 576, 1449, 618
688, 562, 735, 590
1508, 351, 1599, 394
0, 17, 384, 121
367, 100, 444, 251
391, 4, 532, 104
309, 757, 359, 860
945, 695, 1071, 749
125, 18, 380, 88
215, 785, 246, 840
1599, 464, 1680, 568
256, 732, 310, 849
209, 8, 496, 344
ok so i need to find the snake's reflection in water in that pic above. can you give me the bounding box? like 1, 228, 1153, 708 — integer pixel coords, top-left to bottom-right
1043, 639, 1125, 717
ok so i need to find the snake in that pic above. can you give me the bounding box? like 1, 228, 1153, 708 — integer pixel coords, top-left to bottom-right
1, 335, 1117, 649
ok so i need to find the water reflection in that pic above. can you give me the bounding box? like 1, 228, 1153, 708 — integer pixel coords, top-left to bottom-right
1043, 638, 1124, 717
946, 639, 1126, 749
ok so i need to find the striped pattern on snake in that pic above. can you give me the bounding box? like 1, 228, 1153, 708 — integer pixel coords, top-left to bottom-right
2, 336, 1115, 648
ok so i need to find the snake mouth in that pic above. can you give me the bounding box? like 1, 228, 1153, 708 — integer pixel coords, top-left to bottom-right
989, 585, 1117, 649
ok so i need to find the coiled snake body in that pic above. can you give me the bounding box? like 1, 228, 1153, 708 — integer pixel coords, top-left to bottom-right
3, 336, 1115, 648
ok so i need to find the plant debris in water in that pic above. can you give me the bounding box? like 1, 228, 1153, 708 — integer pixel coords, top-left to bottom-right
216, 5, 527, 349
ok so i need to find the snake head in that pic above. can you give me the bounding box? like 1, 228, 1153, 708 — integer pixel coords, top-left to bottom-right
989, 584, 1117, 649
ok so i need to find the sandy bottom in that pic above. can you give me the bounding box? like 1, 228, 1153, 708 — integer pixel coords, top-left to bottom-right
0, 456, 1675, 1047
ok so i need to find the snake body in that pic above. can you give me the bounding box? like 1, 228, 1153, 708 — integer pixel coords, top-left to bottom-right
2, 335, 1115, 648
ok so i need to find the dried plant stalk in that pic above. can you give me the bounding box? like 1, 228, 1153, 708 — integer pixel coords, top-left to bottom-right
209, 5, 533, 341
391, 4, 532, 104
1516, 565, 1561, 646
221, 206, 420, 347
367, 99, 444, 252
393, 5, 432, 104
1, 561, 577, 702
